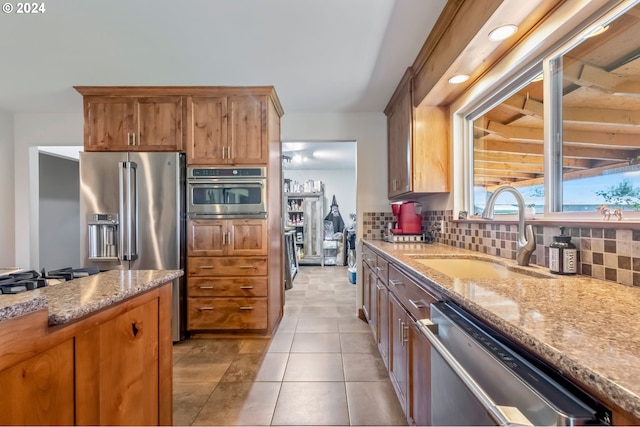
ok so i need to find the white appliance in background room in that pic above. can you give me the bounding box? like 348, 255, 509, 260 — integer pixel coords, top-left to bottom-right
79, 152, 186, 342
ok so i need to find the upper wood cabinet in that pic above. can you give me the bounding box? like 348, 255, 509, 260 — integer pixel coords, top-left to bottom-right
75, 87, 284, 165
81, 95, 183, 152
385, 68, 450, 198
185, 95, 268, 165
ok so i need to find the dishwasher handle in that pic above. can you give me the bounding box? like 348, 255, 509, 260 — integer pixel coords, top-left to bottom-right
417, 319, 533, 427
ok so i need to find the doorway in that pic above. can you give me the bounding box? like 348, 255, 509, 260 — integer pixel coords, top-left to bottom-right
37, 147, 82, 271
281, 140, 356, 271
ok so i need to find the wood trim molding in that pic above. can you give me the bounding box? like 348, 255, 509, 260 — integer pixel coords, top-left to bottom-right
74, 86, 285, 117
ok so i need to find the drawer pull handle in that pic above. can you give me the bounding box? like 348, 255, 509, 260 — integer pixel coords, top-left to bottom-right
240, 286, 254, 289
409, 299, 426, 309
389, 279, 402, 286
376, 266, 385, 272
239, 306, 254, 310
239, 265, 255, 269
376, 284, 385, 290
199, 307, 214, 311
199, 285, 214, 289
199, 265, 214, 269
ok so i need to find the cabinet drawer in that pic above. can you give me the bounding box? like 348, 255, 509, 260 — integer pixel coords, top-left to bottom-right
362, 245, 376, 268
187, 297, 267, 330
388, 265, 438, 320
188, 257, 267, 276
188, 277, 268, 297
375, 255, 389, 286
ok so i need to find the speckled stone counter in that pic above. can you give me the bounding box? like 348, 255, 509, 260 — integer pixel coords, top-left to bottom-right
0, 270, 183, 326
364, 239, 640, 421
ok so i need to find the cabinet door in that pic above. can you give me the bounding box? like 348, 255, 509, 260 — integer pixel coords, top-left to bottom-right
76, 298, 160, 426
84, 96, 135, 151
188, 219, 226, 256
408, 319, 431, 426
186, 96, 228, 165
368, 267, 378, 336
0, 340, 74, 425
228, 219, 268, 256
228, 96, 267, 164
387, 83, 412, 197
135, 96, 183, 151
389, 293, 408, 412
376, 279, 389, 368
362, 261, 372, 321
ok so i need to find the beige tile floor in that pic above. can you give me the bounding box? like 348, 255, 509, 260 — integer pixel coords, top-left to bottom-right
172, 265, 408, 426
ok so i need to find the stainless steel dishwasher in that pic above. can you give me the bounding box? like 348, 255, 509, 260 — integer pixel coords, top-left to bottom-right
418, 302, 611, 426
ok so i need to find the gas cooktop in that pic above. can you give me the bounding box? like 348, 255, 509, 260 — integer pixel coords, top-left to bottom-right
0, 267, 100, 294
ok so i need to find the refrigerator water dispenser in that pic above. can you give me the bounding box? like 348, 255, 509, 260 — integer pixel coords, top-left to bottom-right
88, 213, 119, 259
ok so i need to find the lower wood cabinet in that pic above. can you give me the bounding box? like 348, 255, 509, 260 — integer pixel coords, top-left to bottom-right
0, 282, 172, 426
76, 298, 160, 426
376, 278, 389, 368
408, 319, 431, 426
362, 244, 439, 425
0, 340, 74, 425
389, 292, 409, 413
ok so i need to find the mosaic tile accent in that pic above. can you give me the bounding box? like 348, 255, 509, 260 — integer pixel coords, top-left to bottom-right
364, 209, 640, 287
361, 212, 395, 240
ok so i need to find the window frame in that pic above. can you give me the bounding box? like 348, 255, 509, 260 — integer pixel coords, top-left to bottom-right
455, 0, 639, 221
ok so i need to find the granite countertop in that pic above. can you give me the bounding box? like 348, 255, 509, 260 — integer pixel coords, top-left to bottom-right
0, 270, 183, 326
364, 239, 640, 420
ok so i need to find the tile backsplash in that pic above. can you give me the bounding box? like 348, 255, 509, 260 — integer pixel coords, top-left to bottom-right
362, 210, 640, 287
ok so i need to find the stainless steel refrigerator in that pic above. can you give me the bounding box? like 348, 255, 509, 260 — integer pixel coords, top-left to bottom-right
79, 152, 185, 341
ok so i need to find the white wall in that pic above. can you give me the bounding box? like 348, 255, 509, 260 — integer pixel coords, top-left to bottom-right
284, 168, 356, 230
0, 111, 15, 267
13, 113, 84, 268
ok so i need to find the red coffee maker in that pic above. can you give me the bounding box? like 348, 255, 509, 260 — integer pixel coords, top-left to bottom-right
391, 201, 423, 235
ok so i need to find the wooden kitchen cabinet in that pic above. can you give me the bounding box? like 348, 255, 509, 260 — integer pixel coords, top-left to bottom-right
0, 339, 74, 425
408, 319, 431, 426
185, 95, 268, 165
385, 68, 450, 198
81, 94, 183, 152
389, 292, 409, 413
187, 217, 270, 332
187, 218, 268, 257
0, 281, 173, 426
75, 298, 160, 426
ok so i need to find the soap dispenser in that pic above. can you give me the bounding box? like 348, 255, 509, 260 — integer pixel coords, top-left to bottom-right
549, 227, 577, 275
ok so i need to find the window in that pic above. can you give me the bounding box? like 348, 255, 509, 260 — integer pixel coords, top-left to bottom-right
468, 0, 640, 219
553, 3, 640, 214
472, 72, 545, 216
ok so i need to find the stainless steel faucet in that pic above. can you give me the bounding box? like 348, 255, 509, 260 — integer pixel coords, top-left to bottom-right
481, 186, 536, 266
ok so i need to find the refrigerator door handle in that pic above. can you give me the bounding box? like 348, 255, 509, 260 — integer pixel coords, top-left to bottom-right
120, 161, 139, 261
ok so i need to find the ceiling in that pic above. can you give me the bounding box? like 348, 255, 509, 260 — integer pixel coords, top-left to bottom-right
0, 0, 446, 115
282, 141, 355, 170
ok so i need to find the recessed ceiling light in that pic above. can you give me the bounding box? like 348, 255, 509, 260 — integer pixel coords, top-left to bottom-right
585, 24, 609, 38
448, 74, 469, 84
488, 24, 518, 41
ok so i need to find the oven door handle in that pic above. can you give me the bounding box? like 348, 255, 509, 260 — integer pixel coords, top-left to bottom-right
417, 319, 533, 427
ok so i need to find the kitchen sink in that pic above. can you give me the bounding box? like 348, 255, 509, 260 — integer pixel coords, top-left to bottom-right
406, 255, 555, 280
